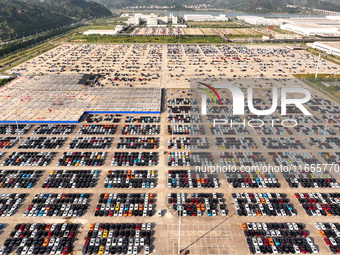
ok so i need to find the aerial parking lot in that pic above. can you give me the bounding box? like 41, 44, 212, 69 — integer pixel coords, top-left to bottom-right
0, 41, 339, 254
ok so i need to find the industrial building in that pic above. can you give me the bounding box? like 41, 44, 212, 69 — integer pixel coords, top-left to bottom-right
279, 17, 340, 26
127, 16, 141, 25
280, 23, 338, 36
307, 42, 340, 57
83, 26, 124, 35
237, 16, 283, 26
184, 14, 228, 22
128, 13, 169, 26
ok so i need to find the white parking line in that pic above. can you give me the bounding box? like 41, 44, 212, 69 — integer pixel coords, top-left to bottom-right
167, 224, 236, 255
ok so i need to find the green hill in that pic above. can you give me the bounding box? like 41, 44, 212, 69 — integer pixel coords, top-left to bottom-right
93, 0, 340, 13
0, 0, 112, 40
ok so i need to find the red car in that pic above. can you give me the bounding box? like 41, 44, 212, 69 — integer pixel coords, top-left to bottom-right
62, 246, 69, 255
263, 238, 269, 246
68, 231, 74, 238
324, 238, 331, 246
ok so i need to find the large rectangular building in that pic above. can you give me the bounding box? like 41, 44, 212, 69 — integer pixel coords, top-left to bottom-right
238, 16, 283, 26
308, 42, 340, 57
280, 23, 338, 36
184, 14, 228, 22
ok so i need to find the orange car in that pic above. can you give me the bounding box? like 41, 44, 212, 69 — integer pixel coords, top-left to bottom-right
42, 238, 49, 247
325, 210, 331, 216
256, 210, 262, 216
241, 223, 247, 230
149, 193, 154, 199
201, 204, 205, 211
104, 193, 109, 199
139, 204, 143, 211
123, 211, 128, 217
128, 210, 133, 217
268, 238, 274, 246
196, 204, 200, 210
319, 230, 326, 237
89, 224, 95, 231
45, 224, 52, 231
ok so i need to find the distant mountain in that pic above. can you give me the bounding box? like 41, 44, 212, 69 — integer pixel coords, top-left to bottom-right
0, 0, 112, 39
93, 0, 340, 13
27, 0, 112, 20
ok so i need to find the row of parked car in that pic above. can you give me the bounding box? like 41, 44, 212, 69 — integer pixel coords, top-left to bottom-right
167, 114, 202, 123
32, 125, 75, 135
0, 170, 43, 189
167, 125, 205, 135
104, 170, 156, 189
260, 137, 305, 150
121, 125, 160, 136
284, 171, 339, 188
0, 193, 26, 217
214, 137, 257, 150
111, 152, 158, 167
0, 223, 78, 255
243, 222, 318, 254
18, 137, 67, 150
295, 193, 340, 216
0, 137, 19, 149
167, 170, 219, 189
95, 193, 154, 217
168, 152, 214, 167
167, 106, 198, 114
83, 223, 153, 254
57, 152, 107, 167
226, 172, 280, 188
167, 98, 195, 105
86, 114, 121, 124
168, 193, 227, 217
125, 116, 160, 123
269, 152, 320, 167
23, 193, 89, 217
1, 152, 56, 167
77, 125, 118, 135
294, 125, 336, 136
308, 137, 339, 149
0, 125, 32, 135
117, 137, 159, 150
319, 152, 340, 165
243, 222, 308, 238
167, 137, 209, 150
315, 222, 340, 254
219, 152, 267, 167
233, 193, 296, 217
42, 170, 99, 189
210, 125, 249, 136
68, 137, 113, 149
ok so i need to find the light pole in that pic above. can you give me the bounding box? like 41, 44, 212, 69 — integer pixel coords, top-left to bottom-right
333, 70, 340, 87
315, 53, 321, 80
178, 203, 181, 254
324, 119, 328, 142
